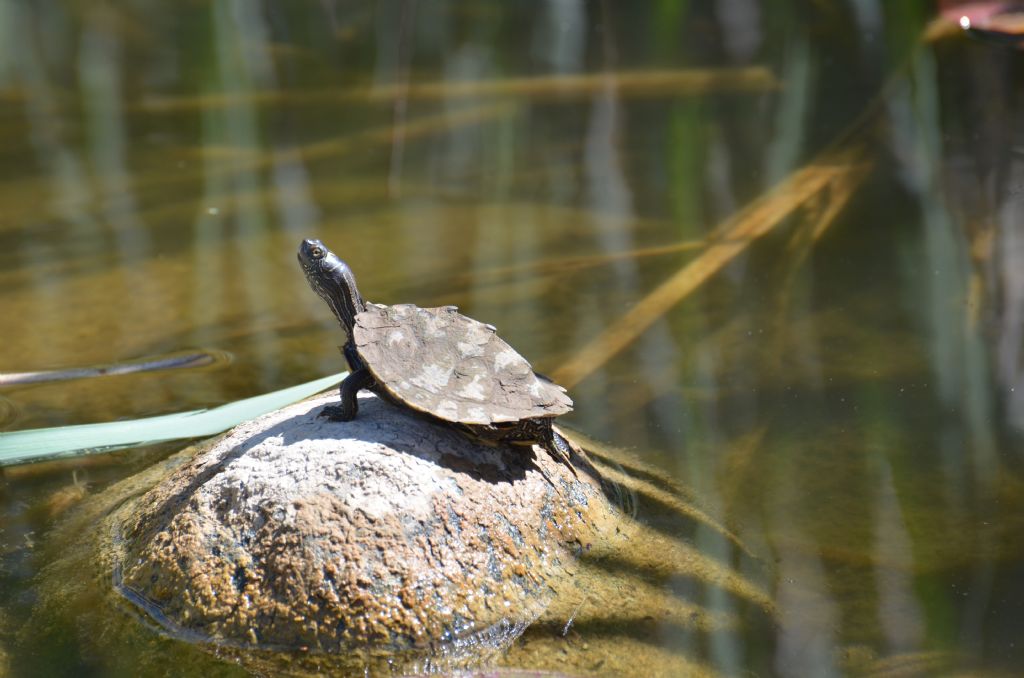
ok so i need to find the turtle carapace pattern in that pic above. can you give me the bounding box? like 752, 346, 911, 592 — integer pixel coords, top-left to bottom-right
297, 238, 576, 470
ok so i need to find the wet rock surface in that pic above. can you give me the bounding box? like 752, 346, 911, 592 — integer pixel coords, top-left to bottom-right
112, 391, 625, 664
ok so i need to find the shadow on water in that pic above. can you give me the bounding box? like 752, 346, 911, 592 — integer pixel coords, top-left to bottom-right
585, 445, 687, 498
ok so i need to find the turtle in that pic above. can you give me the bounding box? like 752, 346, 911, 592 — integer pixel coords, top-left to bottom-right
297, 238, 577, 470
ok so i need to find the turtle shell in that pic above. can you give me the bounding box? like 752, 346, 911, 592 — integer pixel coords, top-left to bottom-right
353, 303, 572, 425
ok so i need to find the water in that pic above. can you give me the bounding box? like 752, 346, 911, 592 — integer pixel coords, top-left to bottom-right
2, 1, 1023, 675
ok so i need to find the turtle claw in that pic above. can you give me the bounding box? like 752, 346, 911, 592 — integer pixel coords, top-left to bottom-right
549, 431, 579, 477
319, 405, 354, 422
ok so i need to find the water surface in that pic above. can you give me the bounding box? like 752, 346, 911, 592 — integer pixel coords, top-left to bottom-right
2, 1, 1023, 675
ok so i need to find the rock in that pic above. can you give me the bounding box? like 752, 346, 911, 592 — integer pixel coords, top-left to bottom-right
112, 391, 627, 671
23, 399, 783, 677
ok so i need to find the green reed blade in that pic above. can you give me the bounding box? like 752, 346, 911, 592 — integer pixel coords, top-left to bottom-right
0, 373, 346, 467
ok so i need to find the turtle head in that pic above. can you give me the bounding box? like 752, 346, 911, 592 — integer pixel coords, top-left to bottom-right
298, 238, 366, 333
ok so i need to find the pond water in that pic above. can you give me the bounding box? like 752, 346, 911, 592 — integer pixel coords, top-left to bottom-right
2, 1, 1024, 676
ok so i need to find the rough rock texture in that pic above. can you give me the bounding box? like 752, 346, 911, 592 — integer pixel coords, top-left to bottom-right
114, 391, 623, 665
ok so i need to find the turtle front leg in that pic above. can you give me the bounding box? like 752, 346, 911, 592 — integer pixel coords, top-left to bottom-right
320, 368, 374, 421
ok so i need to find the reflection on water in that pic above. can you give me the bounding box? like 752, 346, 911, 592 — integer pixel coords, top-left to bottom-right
2, 1, 1024, 675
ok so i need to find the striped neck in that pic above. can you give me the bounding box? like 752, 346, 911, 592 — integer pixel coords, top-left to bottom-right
299, 240, 366, 334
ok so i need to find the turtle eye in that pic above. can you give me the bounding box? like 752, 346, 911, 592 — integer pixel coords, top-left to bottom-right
311, 246, 324, 258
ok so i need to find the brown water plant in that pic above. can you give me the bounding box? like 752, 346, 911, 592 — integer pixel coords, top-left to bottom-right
552, 145, 870, 390
137, 67, 779, 114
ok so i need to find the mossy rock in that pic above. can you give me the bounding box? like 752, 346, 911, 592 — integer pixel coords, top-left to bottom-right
24, 392, 777, 676
111, 392, 630, 671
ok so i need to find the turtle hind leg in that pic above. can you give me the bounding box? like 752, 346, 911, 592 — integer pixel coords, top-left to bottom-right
320, 368, 374, 421
546, 429, 579, 477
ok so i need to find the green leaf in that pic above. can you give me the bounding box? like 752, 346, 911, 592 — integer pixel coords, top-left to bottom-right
0, 373, 346, 467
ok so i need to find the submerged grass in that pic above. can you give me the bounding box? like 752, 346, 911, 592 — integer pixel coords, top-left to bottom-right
138, 66, 779, 113
0, 349, 230, 387
123, 102, 520, 197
